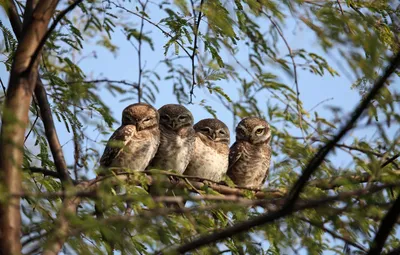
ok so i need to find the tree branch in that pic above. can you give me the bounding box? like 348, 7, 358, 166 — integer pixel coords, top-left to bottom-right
26, 167, 61, 179
35, 80, 72, 185
298, 216, 366, 252
366, 193, 400, 255
264, 12, 307, 144
284, 51, 400, 215
188, 0, 204, 103
25, 0, 84, 75
66, 79, 139, 88
42, 197, 80, 255
170, 181, 400, 254
0, 0, 60, 253
135, 0, 148, 103
169, 51, 400, 253
8, 0, 73, 187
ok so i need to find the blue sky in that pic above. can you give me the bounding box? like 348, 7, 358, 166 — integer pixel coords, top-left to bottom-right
1, 1, 398, 254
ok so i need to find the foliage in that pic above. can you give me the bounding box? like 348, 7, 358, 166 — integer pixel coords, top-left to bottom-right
0, 0, 400, 254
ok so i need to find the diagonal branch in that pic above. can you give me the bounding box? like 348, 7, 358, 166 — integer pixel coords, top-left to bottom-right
170, 181, 400, 254
169, 51, 400, 253
298, 216, 366, 252
7, 0, 72, 186
35, 79, 72, 184
264, 12, 307, 144
284, 51, 400, 214
25, 0, 84, 74
0, 0, 61, 253
188, 0, 204, 103
366, 194, 400, 255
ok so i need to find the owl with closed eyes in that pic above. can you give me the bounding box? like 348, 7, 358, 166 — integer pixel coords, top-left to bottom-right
184, 118, 230, 182
148, 104, 196, 174
227, 117, 272, 188
99, 103, 160, 173
96, 103, 160, 250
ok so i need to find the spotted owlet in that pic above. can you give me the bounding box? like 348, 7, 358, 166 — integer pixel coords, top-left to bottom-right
184, 118, 230, 182
148, 104, 195, 174
99, 103, 160, 173
96, 103, 159, 251
227, 117, 271, 188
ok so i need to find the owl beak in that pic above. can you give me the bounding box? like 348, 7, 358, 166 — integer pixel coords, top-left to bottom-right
170, 120, 177, 129
212, 132, 217, 140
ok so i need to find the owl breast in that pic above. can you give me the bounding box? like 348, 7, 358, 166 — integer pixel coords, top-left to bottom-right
149, 127, 195, 174
184, 136, 229, 182
110, 128, 160, 172
228, 142, 271, 188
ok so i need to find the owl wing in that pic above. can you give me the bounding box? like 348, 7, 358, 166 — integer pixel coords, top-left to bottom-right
227, 142, 242, 174
260, 144, 272, 186
186, 128, 197, 163
100, 125, 136, 167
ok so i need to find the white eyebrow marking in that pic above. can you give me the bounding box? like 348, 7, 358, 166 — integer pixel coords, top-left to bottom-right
254, 125, 266, 131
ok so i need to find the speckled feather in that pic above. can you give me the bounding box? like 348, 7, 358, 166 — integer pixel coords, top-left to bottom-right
227, 117, 272, 188
149, 124, 195, 174
99, 103, 160, 173
227, 141, 271, 188
184, 119, 230, 182
148, 104, 196, 174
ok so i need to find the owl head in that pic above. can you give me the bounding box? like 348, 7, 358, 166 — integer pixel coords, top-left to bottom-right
235, 117, 271, 145
158, 104, 194, 131
121, 103, 159, 130
194, 118, 230, 144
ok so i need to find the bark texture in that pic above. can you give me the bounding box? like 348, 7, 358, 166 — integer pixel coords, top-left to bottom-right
0, 0, 59, 253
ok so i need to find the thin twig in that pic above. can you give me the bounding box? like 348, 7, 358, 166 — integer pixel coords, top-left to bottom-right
24, 115, 39, 143
264, 12, 307, 144
113, 3, 191, 57
26, 167, 61, 179
25, 0, 84, 74
188, 0, 204, 104
136, 0, 149, 103
308, 97, 334, 112
66, 79, 138, 88
0, 77, 6, 96
298, 216, 366, 252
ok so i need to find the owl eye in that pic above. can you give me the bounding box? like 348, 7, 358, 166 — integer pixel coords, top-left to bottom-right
160, 115, 169, 121
200, 127, 211, 133
219, 130, 226, 136
178, 115, 187, 122
255, 128, 264, 135
143, 117, 152, 122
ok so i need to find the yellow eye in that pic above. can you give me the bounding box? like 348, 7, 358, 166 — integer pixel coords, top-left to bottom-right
255, 128, 264, 135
